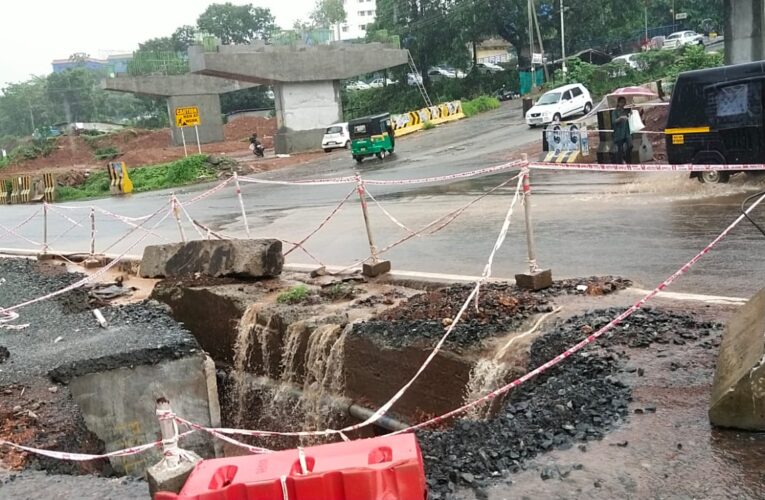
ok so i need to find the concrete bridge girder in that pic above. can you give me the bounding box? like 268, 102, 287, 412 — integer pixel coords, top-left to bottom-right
725, 0, 765, 65
103, 75, 258, 146
189, 43, 410, 154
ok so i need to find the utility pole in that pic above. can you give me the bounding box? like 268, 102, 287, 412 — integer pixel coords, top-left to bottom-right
644, 5, 649, 43
560, 0, 567, 73
531, 0, 550, 81
528, 0, 536, 90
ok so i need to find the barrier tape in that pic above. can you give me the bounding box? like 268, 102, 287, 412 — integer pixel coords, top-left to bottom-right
283, 187, 357, 257
0, 221, 41, 248
364, 187, 415, 235
239, 176, 357, 186
529, 162, 765, 172
0, 209, 40, 244
175, 417, 273, 454
391, 190, 765, 433
0, 430, 194, 461
363, 160, 527, 186
184, 177, 234, 206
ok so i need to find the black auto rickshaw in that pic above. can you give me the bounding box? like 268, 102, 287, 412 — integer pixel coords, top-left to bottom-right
666, 61, 765, 183
348, 113, 395, 163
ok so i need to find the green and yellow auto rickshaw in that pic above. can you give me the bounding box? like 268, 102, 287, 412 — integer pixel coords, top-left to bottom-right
349, 113, 395, 163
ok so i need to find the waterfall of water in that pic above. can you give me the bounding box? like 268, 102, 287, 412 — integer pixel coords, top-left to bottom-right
301, 324, 347, 434
464, 358, 510, 420
230, 304, 260, 426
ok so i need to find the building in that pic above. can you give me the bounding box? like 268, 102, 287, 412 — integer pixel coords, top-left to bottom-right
470, 38, 514, 64
51, 53, 133, 75
336, 0, 377, 41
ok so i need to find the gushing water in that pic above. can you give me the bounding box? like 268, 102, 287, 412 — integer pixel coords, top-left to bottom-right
301, 325, 347, 433
464, 358, 509, 420
231, 304, 260, 426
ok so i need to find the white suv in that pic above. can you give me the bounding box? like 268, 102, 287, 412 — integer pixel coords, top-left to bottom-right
663, 31, 704, 49
525, 84, 593, 127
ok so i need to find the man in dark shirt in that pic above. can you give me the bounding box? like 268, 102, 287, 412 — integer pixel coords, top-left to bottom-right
611, 97, 631, 164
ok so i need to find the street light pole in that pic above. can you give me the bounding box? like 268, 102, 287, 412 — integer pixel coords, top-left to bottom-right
560, 0, 567, 73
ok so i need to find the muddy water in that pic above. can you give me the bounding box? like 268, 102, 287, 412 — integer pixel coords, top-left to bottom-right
456, 303, 765, 500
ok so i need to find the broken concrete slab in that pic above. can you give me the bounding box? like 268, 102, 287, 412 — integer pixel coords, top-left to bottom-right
363, 260, 391, 278
709, 287, 765, 430
140, 239, 283, 279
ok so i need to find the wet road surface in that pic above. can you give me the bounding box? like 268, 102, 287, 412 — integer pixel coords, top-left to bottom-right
1, 102, 764, 298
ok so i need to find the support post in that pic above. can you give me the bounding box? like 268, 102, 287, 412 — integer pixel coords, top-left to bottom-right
356, 176, 390, 277
194, 125, 202, 155
180, 128, 188, 157
172, 195, 187, 243
90, 208, 96, 258
515, 155, 552, 290
233, 172, 251, 237
42, 203, 48, 254
146, 398, 201, 498
528, 0, 536, 90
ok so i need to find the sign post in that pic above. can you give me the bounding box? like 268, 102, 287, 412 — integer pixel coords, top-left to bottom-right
175, 106, 201, 157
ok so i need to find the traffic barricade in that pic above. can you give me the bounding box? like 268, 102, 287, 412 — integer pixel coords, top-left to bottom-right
43, 172, 56, 202
107, 161, 134, 195
156, 434, 426, 500
0, 180, 9, 204
20, 176, 31, 203
9, 177, 20, 204
540, 123, 588, 163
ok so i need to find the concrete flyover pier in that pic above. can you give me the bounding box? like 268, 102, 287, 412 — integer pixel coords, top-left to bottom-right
103, 75, 256, 146
189, 43, 409, 154
725, 0, 765, 64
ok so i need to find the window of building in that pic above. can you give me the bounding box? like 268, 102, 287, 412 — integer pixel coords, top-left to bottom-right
359, 24, 366, 30
358, 10, 365, 15
342, 26, 348, 32
367, 10, 374, 15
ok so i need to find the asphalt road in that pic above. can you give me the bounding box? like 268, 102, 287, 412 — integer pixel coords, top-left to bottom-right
2, 100, 765, 298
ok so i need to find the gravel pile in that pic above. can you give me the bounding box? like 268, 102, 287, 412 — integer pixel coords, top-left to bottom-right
417, 307, 717, 499
354, 277, 630, 349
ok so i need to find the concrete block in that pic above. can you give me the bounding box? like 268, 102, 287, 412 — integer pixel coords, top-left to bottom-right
709, 287, 765, 430
147, 452, 202, 498
140, 239, 283, 279
515, 269, 553, 291
362, 260, 391, 278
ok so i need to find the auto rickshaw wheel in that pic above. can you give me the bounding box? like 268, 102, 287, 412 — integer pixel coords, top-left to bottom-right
376, 152, 384, 159
698, 171, 730, 184
354, 155, 363, 163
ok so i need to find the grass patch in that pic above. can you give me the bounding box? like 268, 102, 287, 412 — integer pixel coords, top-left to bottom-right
277, 285, 310, 304
461, 95, 501, 117
93, 146, 119, 160
422, 120, 435, 130
57, 154, 216, 201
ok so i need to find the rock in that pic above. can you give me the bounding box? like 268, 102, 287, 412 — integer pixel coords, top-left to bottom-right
540, 466, 557, 480
48, 386, 59, 393
140, 239, 283, 279
0, 346, 9, 363
460, 472, 475, 484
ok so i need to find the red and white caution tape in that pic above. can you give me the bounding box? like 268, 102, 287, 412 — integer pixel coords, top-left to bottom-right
238, 175, 357, 186
175, 417, 273, 454
184, 177, 234, 206
391, 190, 765, 433
529, 161, 765, 172
283, 187, 357, 257
363, 160, 527, 186
364, 187, 416, 235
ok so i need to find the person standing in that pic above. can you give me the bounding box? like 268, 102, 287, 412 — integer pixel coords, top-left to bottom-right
611, 97, 632, 164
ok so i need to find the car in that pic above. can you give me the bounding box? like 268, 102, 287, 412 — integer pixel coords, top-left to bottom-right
443, 66, 466, 78
649, 35, 666, 49
475, 62, 505, 74
321, 122, 350, 152
346, 80, 371, 91
407, 72, 423, 86
525, 83, 593, 127
369, 77, 397, 88
612, 53, 640, 70
663, 30, 704, 49
427, 67, 454, 81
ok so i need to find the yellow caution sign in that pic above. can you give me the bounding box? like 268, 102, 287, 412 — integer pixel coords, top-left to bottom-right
175, 106, 201, 127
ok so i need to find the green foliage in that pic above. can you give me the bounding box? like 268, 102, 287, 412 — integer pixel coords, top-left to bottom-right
197, 3, 277, 44
320, 282, 356, 301
93, 146, 119, 160
277, 285, 310, 304
57, 155, 215, 201
422, 121, 435, 130
311, 0, 346, 28
461, 95, 501, 117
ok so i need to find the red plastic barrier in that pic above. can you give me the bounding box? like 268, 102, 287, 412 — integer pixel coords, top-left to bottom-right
156, 434, 426, 500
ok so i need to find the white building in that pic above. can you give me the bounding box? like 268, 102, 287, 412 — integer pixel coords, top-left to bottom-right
337, 0, 377, 40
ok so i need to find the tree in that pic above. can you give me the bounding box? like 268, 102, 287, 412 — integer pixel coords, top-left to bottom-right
310, 0, 347, 40
196, 3, 277, 44
171, 25, 198, 52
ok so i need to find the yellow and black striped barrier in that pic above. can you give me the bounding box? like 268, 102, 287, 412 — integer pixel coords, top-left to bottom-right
391, 100, 465, 137
107, 161, 134, 195
10, 176, 32, 204
0, 180, 9, 204
43, 173, 56, 202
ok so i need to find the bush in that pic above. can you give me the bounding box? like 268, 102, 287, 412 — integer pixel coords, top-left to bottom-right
422, 121, 435, 130
93, 146, 119, 160
277, 285, 309, 304
461, 95, 501, 117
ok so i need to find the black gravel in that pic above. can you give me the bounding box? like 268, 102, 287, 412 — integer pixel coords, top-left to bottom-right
352, 277, 631, 349
417, 307, 716, 499
0, 258, 199, 385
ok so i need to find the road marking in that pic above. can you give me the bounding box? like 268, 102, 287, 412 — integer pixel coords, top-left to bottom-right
627, 287, 747, 305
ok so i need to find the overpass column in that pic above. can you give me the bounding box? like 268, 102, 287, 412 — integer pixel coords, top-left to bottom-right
725, 0, 765, 64
273, 81, 343, 153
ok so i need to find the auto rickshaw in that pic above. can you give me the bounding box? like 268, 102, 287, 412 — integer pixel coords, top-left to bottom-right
348, 113, 395, 163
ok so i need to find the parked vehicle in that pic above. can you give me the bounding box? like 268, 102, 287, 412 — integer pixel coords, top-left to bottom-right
369, 77, 397, 88
346, 80, 371, 91
349, 113, 395, 163
493, 86, 519, 101
650, 36, 666, 49
249, 134, 264, 157
427, 67, 454, 81
443, 66, 466, 79
663, 30, 704, 49
525, 83, 593, 127
666, 61, 765, 183
407, 72, 423, 86
475, 62, 505, 74
612, 53, 640, 70
321, 123, 350, 152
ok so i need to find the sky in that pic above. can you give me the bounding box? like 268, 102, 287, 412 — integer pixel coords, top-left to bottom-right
0, 0, 314, 87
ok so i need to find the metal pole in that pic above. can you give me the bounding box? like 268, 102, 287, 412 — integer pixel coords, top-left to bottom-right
520, 155, 539, 273
644, 6, 649, 44
42, 203, 48, 254
155, 398, 180, 468
532, 0, 550, 81
172, 195, 187, 243
560, 0, 567, 73
194, 125, 202, 155
90, 208, 96, 258
356, 176, 379, 264
528, 0, 536, 90
233, 172, 251, 237
180, 128, 188, 157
